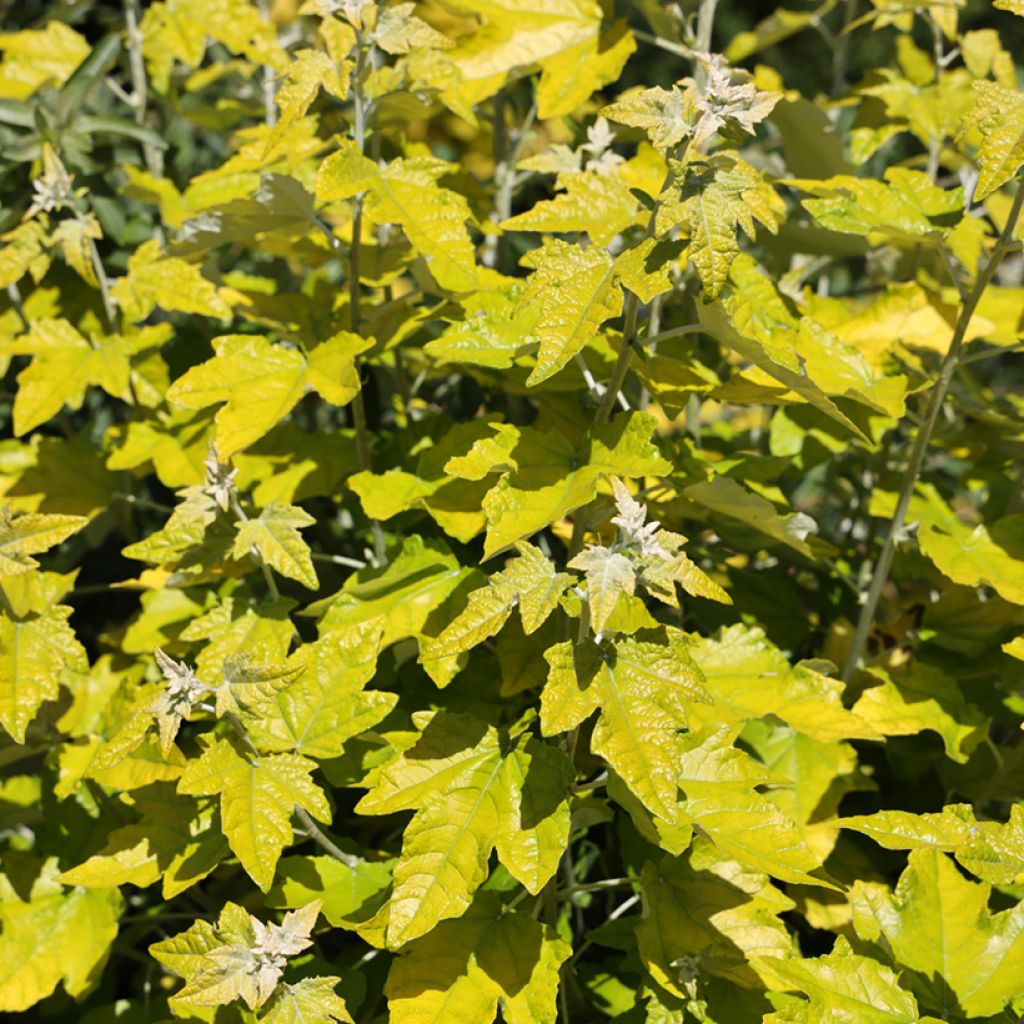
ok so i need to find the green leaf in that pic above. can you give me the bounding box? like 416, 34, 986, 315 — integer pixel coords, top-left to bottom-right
177, 736, 331, 891
659, 156, 784, 300
268, 855, 395, 938
384, 892, 571, 1024
0, 508, 85, 575
234, 503, 319, 589
850, 664, 988, 763
542, 634, 709, 822
59, 783, 229, 897
246, 624, 396, 758
687, 624, 878, 742
918, 513, 1024, 606
673, 725, 834, 887
112, 239, 233, 322
261, 977, 353, 1024
357, 712, 573, 947
501, 170, 640, 247
0, 880, 122, 1012
851, 849, 1024, 1017
416, 1, 633, 121
784, 168, 963, 243
516, 238, 623, 385
367, 156, 479, 293
0, 581, 87, 743
967, 80, 1024, 199
1, 318, 136, 436
636, 842, 794, 996
168, 332, 371, 456
469, 412, 671, 557
756, 936, 920, 1024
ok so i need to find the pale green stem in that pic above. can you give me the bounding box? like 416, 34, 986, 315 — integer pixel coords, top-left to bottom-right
841, 179, 1024, 683
125, 0, 164, 176
347, 32, 387, 566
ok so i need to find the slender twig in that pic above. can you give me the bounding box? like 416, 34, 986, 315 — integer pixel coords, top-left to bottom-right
311, 551, 368, 569
831, 0, 859, 95
841, 179, 1024, 683
973, 732, 1024, 813
557, 878, 636, 897
347, 32, 387, 565
294, 807, 361, 867
483, 91, 537, 271
632, 29, 694, 62
87, 233, 118, 330
641, 323, 703, 347
568, 894, 641, 966
125, 0, 163, 176
256, 0, 278, 126
6, 282, 29, 331
961, 340, 1024, 365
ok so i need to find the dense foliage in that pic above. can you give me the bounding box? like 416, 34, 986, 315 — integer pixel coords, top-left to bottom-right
1, 0, 1024, 1021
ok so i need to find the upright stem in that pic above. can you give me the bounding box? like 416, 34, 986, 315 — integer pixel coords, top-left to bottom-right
125, 0, 163, 176
256, 0, 278, 126
347, 33, 387, 565
695, 0, 719, 64
483, 91, 537, 272
593, 163, 679, 426
840, 179, 1024, 683
830, 0, 858, 95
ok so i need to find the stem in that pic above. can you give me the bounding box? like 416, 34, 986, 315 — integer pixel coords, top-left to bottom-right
695, 0, 719, 62
632, 29, 694, 62
641, 323, 703, 347
961, 341, 1024, 365
311, 551, 367, 569
87, 232, 117, 330
830, 0, 859, 95
347, 32, 387, 566
593, 156, 683, 426
568, 894, 641, 966
125, 0, 163, 176
294, 806, 361, 867
256, 0, 278, 126
557, 878, 636, 897
840, 179, 1024, 683
6, 282, 28, 331
483, 91, 537, 272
